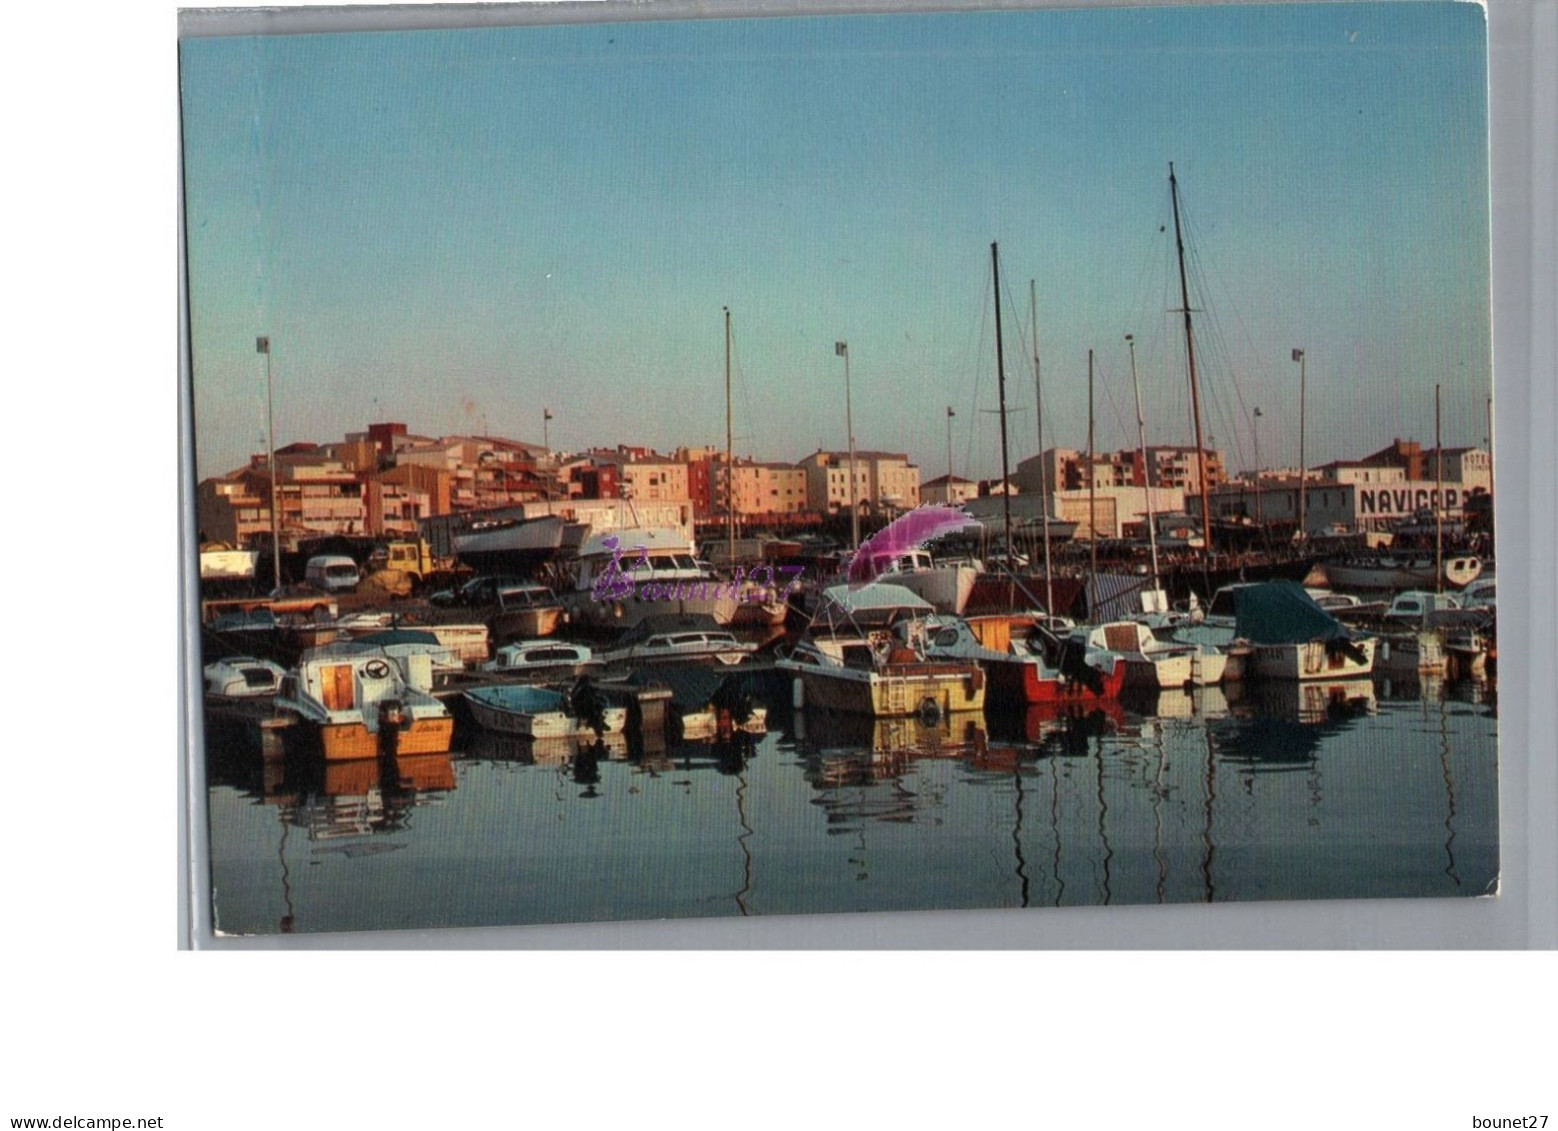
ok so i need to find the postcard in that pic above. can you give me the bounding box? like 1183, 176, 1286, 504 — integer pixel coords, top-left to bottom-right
181, 1, 1497, 937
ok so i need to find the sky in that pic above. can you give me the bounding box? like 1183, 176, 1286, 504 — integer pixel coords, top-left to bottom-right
180, 2, 1492, 484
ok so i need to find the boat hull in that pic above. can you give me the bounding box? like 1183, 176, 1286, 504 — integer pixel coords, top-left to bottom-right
305, 715, 455, 761
1323, 556, 1482, 592
1120, 652, 1194, 691
785, 663, 987, 718
464, 689, 628, 738
984, 653, 1126, 708
490, 607, 565, 642
892, 565, 982, 615
1250, 638, 1376, 681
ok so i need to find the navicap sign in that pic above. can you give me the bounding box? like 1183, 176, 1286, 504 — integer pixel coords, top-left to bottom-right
1356, 483, 1463, 518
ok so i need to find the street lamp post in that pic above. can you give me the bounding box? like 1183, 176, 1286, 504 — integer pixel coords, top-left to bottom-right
543, 408, 554, 513
257, 335, 281, 592
945, 405, 955, 490
836, 341, 858, 549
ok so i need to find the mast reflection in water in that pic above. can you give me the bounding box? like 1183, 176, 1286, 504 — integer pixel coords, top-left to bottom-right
206, 678, 1498, 934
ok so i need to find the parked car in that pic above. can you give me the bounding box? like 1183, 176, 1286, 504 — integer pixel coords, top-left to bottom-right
429, 575, 530, 608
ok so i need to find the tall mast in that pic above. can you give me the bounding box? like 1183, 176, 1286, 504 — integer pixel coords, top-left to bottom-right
1295, 347, 1307, 540
836, 340, 858, 550
725, 306, 735, 566
1169, 163, 1213, 591
1435, 383, 1443, 594
1088, 348, 1097, 593
1031, 280, 1054, 617
945, 405, 955, 485
1127, 333, 1160, 589
991, 242, 1013, 560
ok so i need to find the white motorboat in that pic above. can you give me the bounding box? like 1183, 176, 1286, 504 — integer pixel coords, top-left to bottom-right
1322, 553, 1482, 591
1079, 621, 1205, 690
596, 614, 757, 667
776, 584, 987, 718
561, 527, 746, 629
481, 639, 599, 677
203, 655, 287, 698
853, 547, 984, 615
489, 584, 567, 643
1227, 581, 1377, 681
463, 683, 627, 739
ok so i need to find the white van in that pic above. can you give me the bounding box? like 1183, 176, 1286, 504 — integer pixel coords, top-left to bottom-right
304, 554, 361, 593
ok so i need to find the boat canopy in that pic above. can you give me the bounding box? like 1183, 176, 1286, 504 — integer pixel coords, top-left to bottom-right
354, 629, 443, 647
814, 582, 934, 630
1233, 581, 1351, 645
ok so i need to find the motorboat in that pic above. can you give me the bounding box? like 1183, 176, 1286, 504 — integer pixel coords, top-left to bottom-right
775, 583, 986, 718
561, 527, 744, 629
203, 655, 287, 698
489, 584, 567, 643
1227, 581, 1376, 681
917, 613, 1125, 708
480, 639, 600, 679
622, 664, 769, 739
1323, 553, 1482, 591
1078, 620, 1208, 690
463, 681, 628, 739
596, 613, 757, 667
274, 642, 455, 760
851, 547, 984, 615
451, 513, 569, 574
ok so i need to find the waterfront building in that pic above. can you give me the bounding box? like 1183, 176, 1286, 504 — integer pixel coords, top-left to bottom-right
1016, 445, 1225, 496
799, 449, 920, 516
921, 474, 978, 506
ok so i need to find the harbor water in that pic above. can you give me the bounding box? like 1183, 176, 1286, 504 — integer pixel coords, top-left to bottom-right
205, 675, 1497, 935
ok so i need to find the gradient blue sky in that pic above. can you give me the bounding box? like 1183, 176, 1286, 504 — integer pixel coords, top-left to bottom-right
181, 2, 1491, 482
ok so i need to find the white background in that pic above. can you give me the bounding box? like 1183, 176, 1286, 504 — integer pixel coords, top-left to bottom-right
3, 1, 1553, 1128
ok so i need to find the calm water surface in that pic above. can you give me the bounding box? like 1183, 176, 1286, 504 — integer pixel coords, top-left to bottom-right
205, 675, 1498, 935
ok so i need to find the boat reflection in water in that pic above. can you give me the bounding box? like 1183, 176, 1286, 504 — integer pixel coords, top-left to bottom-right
1243, 677, 1377, 725
463, 729, 629, 767
793, 708, 988, 783
205, 659, 1499, 931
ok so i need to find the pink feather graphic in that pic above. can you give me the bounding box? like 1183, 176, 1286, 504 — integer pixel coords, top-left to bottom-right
846, 504, 982, 585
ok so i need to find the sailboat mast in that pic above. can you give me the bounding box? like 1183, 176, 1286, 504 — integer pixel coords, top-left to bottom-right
991, 242, 1013, 559
1031, 280, 1054, 617
1088, 348, 1097, 592
1169, 163, 1214, 588
725, 306, 735, 566
1435, 382, 1443, 594
1127, 333, 1161, 588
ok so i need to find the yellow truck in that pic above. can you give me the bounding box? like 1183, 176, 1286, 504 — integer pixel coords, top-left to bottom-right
362, 540, 465, 595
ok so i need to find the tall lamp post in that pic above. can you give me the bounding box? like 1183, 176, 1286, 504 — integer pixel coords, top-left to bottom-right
836, 340, 858, 550
257, 335, 281, 592
945, 405, 955, 490
543, 407, 553, 512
